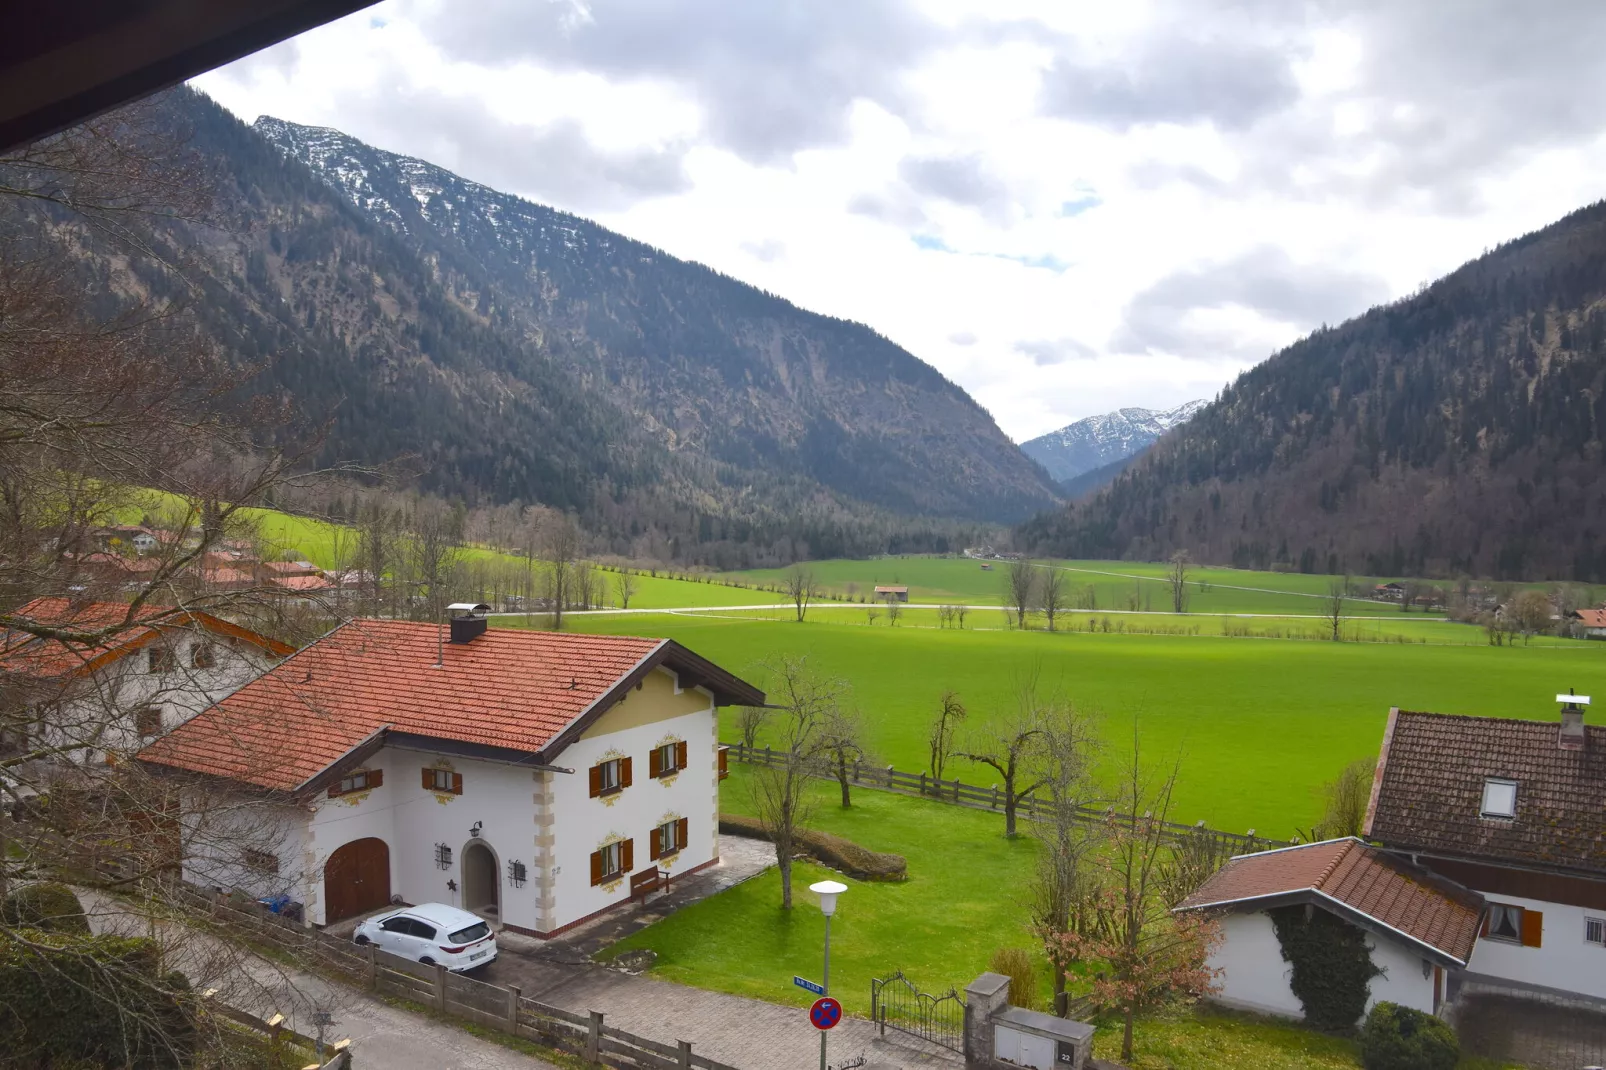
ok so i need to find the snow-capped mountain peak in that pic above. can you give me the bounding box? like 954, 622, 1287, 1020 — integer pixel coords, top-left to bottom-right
1020, 400, 1206, 483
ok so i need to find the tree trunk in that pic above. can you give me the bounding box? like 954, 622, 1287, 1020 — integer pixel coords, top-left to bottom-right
778, 849, 793, 908
1122, 1004, 1135, 1061
1003, 777, 1018, 837
837, 755, 851, 807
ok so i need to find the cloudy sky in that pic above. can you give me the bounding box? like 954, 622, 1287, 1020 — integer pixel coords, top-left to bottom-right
194, 0, 1606, 443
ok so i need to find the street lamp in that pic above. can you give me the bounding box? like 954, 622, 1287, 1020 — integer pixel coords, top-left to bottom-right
810, 880, 847, 1070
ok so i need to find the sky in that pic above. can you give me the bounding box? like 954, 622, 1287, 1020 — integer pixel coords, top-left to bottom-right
192, 0, 1606, 444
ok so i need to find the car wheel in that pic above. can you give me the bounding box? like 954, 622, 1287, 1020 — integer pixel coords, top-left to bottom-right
354, 934, 370, 946
419, 956, 436, 966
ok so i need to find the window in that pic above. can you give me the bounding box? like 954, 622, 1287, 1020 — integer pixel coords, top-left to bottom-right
1483, 902, 1543, 947
650, 818, 688, 861
409, 919, 437, 940
242, 848, 279, 874
507, 860, 527, 888
588, 757, 631, 798
435, 843, 453, 870
191, 642, 216, 670
328, 768, 383, 798
1588, 917, 1605, 946
133, 705, 163, 738
448, 921, 490, 944
650, 741, 687, 779
590, 839, 633, 885
147, 645, 175, 673
422, 767, 462, 795
1481, 778, 1518, 818
379, 916, 413, 934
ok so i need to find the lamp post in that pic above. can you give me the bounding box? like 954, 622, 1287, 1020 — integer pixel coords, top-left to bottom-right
810, 879, 847, 1070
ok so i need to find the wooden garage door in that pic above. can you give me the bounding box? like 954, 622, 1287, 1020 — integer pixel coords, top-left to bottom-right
324, 837, 390, 922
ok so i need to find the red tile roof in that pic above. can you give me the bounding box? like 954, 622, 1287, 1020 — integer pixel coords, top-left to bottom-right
268, 574, 334, 592
1177, 838, 1484, 965
137, 619, 762, 793
0, 598, 291, 679
1365, 708, 1606, 877
1575, 609, 1606, 628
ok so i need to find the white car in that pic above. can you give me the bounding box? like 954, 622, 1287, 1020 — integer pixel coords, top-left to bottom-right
352, 903, 497, 972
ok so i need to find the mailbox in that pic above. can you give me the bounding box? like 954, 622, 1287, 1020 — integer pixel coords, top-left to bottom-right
989, 1006, 1094, 1069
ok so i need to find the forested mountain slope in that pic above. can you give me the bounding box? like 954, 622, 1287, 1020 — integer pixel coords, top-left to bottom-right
6, 88, 1058, 565
250, 114, 1060, 525
1020, 200, 1606, 581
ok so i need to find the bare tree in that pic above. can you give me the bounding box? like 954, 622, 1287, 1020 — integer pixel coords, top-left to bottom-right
735, 705, 771, 749
1325, 575, 1350, 642
1039, 564, 1065, 632
1005, 560, 1036, 630
1167, 550, 1192, 613
958, 678, 1048, 837
542, 514, 581, 629
614, 568, 638, 609
1316, 759, 1375, 839
406, 502, 465, 623
819, 707, 869, 808
928, 690, 967, 784
1511, 589, 1552, 642
882, 591, 903, 626
956, 603, 969, 629
784, 564, 817, 623
750, 656, 841, 908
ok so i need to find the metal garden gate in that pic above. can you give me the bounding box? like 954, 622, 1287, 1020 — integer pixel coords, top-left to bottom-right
869, 971, 966, 1053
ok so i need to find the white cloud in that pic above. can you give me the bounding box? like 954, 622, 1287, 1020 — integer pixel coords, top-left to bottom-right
192, 0, 1606, 443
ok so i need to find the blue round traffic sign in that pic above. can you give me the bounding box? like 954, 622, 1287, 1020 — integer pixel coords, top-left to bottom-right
809, 997, 842, 1030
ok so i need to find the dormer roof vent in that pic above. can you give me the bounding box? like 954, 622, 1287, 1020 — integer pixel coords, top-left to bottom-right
1559, 688, 1590, 751
447, 602, 491, 644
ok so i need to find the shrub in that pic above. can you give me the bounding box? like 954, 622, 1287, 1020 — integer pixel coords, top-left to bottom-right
989, 947, 1039, 1010
2, 881, 90, 934
719, 813, 907, 881
1269, 905, 1381, 1031
1360, 1001, 1459, 1070
0, 930, 197, 1069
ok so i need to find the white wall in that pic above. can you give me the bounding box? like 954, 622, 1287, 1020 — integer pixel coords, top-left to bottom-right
1208, 910, 1436, 1022
546, 669, 718, 933
181, 794, 311, 904
1464, 891, 1606, 1000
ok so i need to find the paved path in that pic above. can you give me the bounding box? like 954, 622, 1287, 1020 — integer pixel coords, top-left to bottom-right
1451, 990, 1606, 1069
84, 892, 558, 1070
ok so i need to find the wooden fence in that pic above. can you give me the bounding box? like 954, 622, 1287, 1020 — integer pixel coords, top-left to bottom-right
181, 887, 740, 1070
723, 742, 1287, 854
205, 999, 351, 1069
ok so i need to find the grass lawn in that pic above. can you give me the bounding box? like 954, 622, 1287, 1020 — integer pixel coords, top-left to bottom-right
606, 767, 1039, 1014
563, 611, 1606, 837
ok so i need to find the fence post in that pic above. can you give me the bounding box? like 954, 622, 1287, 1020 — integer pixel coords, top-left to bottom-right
992, 786, 999, 810
677, 1040, 693, 1068
586, 1010, 604, 1063
365, 945, 377, 991
434, 962, 447, 1013
507, 983, 521, 1032
918, 771, 927, 796
952, 778, 960, 802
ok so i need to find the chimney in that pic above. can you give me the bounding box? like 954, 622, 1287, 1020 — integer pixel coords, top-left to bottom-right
1559, 689, 1591, 751
446, 602, 491, 645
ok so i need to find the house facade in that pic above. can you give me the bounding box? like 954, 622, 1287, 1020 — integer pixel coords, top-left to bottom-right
137, 610, 763, 937
1363, 694, 1606, 1005
0, 598, 292, 764
1176, 837, 1484, 1022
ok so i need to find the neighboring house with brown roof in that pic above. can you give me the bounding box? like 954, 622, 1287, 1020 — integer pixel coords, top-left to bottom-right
1176, 838, 1484, 1021
1363, 693, 1606, 1005
0, 598, 292, 766
874, 585, 910, 602
137, 606, 764, 938
1568, 608, 1606, 638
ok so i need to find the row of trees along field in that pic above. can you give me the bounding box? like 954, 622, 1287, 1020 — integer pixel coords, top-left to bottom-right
0, 100, 403, 1067
736, 657, 1377, 1062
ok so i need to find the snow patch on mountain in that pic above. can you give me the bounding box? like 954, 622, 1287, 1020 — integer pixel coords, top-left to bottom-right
1021, 400, 1207, 483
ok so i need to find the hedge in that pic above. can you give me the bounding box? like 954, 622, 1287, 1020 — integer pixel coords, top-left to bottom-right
1360, 1001, 1459, 1070
719, 813, 908, 881
0, 930, 197, 1069
2, 881, 91, 935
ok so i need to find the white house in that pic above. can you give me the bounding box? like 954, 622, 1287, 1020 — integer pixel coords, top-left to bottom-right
1175, 838, 1484, 1021
137, 607, 764, 937
1363, 693, 1606, 1006
0, 597, 292, 764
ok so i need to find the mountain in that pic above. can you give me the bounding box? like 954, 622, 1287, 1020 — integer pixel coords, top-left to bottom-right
1020, 401, 1205, 484
1057, 453, 1141, 501
1018, 200, 1606, 582
247, 114, 1061, 527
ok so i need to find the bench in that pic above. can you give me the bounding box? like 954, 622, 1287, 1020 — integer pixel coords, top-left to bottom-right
629, 867, 670, 904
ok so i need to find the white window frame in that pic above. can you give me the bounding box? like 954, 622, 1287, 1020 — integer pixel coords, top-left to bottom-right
656, 820, 681, 857
1487, 903, 1524, 943
597, 758, 621, 794
657, 742, 680, 775
1480, 778, 1518, 818
599, 840, 624, 880
1587, 917, 1605, 946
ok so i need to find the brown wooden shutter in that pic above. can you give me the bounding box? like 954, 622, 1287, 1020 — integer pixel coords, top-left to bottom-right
451, 772, 463, 795
621, 838, 634, 874
676, 817, 688, 852
368, 769, 383, 789
589, 849, 603, 886
649, 747, 663, 779
1480, 911, 1491, 938
718, 747, 729, 780
423, 768, 433, 790
621, 757, 633, 788
649, 826, 661, 861
1521, 909, 1543, 947
675, 741, 688, 771
589, 765, 602, 798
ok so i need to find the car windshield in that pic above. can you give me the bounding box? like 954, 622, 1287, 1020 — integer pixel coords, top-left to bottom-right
448, 921, 490, 944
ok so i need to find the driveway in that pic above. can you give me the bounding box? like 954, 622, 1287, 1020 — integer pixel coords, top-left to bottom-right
1450, 991, 1606, 1069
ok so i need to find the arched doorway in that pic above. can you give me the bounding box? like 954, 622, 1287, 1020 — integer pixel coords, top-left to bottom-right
461, 840, 500, 922
324, 838, 390, 923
